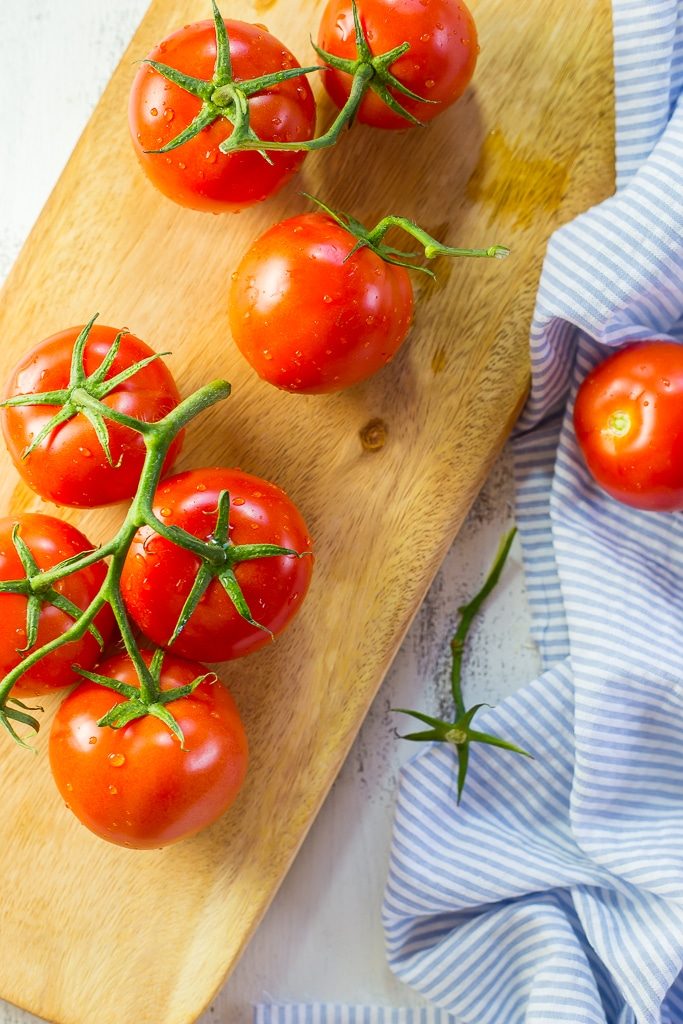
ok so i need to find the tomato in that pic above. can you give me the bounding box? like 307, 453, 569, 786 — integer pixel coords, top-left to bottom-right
574, 341, 683, 511
121, 468, 313, 661
1, 323, 182, 508
129, 19, 316, 212
49, 652, 248, 848
318, 0, 478, 130
0, 514, 114, 698
229, 212, 414, 393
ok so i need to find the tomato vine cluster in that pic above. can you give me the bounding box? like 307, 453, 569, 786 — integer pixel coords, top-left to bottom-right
0, 319, 312, 848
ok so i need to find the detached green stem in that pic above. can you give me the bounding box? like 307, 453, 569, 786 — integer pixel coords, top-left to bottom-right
394, 528, 533, 803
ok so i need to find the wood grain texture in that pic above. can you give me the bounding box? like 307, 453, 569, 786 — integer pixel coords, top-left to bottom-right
0, 1, 614, 1022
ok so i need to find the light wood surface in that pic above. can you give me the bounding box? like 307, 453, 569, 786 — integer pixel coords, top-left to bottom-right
0, 1, 614, 1022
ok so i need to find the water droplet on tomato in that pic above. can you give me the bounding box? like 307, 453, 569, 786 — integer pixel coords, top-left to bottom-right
108, 753, 125, 767
263, 349, 273, 360
196, 483, 207, 492
89, 736, 97, 745
135, 553, 145, 566
205, 149, 218, 163
160, 507, 172, 518
108, 785, 118, 795
420, 32, 431, 42
150, 107, 159, 117
79, 447, 92, 458
178, 161, 187, 170
164, 108, 175, 122
233, 497, 246, 506
66, 782, 73, 792
424, 79, 436, 89
323, 295, 333, 304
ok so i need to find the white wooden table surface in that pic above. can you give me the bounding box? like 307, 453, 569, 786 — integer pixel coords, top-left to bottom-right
0, 2, 539, 1021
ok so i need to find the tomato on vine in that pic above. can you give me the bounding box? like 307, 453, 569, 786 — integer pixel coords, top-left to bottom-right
129, 2, 317, 212
121, 468, 313, 661
229, 196, 508, 393
49, 651, 248, 849
0, 514, 113, 700
317, 0, 479, 131
0, 315, 182, 508
574, 341, 683, 512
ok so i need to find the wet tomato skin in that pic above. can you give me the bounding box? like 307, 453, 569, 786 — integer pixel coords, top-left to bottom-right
49, 652, 249, 849
0, 514, 114, 698
129, 19, 317, 212
1, 325, 182, 508
318, 0, 479, 130
121, 468, 313, 661
229, 212, 414, 393
574, 341, 683, 511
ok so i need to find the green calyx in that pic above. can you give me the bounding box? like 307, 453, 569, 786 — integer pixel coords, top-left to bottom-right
394, 528, 533, 803
305, 193, 510, 277
78, 650, 217, 751
142, 0, 321, 163
167, 488, 308, 647
312, 0, 435, 127
1, 524, 104, 654
0, 313, 169, 465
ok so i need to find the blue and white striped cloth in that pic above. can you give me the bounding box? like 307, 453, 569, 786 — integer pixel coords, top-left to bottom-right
256, 2, 683, 1022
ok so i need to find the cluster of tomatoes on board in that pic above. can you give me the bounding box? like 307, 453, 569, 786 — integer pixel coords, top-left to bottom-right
0, 0, 501, 851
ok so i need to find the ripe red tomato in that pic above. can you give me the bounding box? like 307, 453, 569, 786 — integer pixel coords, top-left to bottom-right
129, 19, 316, 212
0, 514, 114, 698
318, 0, 478, 130
120, 468, 313, 661
229, 212, 414, 393
574, 341, 683, 511
1, 323, 182, 508
49, 652, 248, 849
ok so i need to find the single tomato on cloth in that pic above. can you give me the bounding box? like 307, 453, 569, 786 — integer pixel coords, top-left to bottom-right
317, 0, 478, 129
0, 514, 114, 698
230, 211, 414, 393
121, 468, 313, 661
129, 15, 316, 212
1, 321, 182, 508
574, 341, 683, 511
49, 652, 249, 849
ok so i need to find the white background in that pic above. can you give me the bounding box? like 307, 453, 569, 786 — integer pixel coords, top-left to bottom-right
0, 2, 538, 1021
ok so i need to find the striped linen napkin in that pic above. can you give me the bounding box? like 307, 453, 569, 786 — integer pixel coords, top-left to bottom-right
256, 2, 683, 1022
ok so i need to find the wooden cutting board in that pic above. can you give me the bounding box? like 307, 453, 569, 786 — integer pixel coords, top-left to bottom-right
0, 1, 614, 1021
